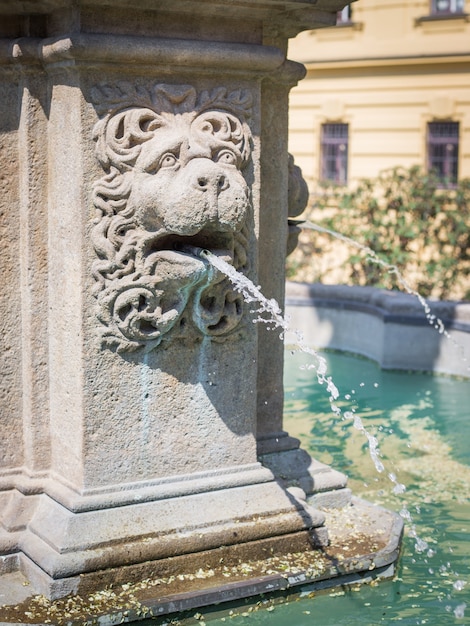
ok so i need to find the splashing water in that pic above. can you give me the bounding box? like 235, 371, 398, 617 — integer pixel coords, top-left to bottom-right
203, 252, 406, 498
284, 349, 470, 622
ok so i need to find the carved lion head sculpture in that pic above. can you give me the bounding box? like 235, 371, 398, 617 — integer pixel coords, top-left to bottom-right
91, 84, 253, 353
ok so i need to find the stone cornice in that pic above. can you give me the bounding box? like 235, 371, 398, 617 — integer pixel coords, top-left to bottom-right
40, 33, 286, 71
0, 33, 288, 75
0, 0, 349, 39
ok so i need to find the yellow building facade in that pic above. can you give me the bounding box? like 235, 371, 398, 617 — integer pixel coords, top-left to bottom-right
288, 0, 470, 188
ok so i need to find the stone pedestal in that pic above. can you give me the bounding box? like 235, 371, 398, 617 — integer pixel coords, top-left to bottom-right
0, 0, 401, 615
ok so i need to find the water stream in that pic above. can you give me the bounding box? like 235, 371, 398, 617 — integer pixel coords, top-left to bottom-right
198, 250, 468, 623
204, 251, 408, 501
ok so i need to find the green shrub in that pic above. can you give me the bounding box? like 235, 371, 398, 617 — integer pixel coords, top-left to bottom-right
287, 166, 470, 301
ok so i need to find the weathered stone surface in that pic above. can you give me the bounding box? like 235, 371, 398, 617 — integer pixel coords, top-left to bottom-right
0, 498, 403, 623
0, 2, 330, 601
0, 68, 23, 474
0, 0, 402, 613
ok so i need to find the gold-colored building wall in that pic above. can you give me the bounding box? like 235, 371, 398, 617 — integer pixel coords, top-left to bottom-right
288, 0, 470, 186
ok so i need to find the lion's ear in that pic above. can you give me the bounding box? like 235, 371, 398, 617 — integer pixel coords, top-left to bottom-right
93, 108, 164, 171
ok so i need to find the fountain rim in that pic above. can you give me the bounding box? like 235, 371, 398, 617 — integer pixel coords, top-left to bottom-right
285, 281, 470, 379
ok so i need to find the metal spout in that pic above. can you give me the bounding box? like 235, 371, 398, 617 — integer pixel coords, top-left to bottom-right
174, 243, 210, 258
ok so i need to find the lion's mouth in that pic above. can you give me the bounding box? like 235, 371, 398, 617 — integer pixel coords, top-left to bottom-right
146, 231, 235, 267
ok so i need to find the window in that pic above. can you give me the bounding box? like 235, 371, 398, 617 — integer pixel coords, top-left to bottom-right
427, 122, 459, 186
431, 0, 465, 15
321, 123, 348, 185
336, 5, 352, 24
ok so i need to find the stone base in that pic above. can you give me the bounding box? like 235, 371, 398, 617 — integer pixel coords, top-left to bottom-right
258, 433, 352, 508
0, 498, 403, 624
0, 464, 329, 601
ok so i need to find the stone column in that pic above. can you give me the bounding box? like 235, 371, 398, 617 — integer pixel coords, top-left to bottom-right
257, 60, 302, 454
255, 38, 349, 507
0, 1, 348, 600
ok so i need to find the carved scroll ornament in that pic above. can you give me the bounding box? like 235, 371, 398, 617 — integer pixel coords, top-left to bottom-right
91, 84, 253, 353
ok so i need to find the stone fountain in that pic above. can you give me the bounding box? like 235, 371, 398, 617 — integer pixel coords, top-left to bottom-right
0, 0, 402, 621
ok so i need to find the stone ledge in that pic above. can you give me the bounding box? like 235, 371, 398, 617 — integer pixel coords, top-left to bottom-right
285, 282, 470, 378
40, 34, 285, 71
0, 0, 342, 39
0, 479, 327, 585
0, 34, 285, 73
286, 282, 470, 329
0, 464, 274, 512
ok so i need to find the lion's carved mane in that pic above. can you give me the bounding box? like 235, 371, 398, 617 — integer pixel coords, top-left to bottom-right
90, 83, 254, 353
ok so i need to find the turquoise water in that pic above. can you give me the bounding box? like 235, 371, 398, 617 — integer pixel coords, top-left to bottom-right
203, 350, 470, 626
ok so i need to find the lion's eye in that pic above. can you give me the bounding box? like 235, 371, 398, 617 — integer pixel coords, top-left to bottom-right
159, 153, 178, 169
216, 150, 237, 166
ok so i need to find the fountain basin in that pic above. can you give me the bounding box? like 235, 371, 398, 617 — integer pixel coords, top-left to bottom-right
286, 282, 470, 379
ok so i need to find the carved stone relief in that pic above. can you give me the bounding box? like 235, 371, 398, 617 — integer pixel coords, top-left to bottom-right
90, 84, 253, 352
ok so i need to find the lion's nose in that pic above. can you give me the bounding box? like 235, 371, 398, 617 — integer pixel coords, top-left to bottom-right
196, 173, 229, 193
